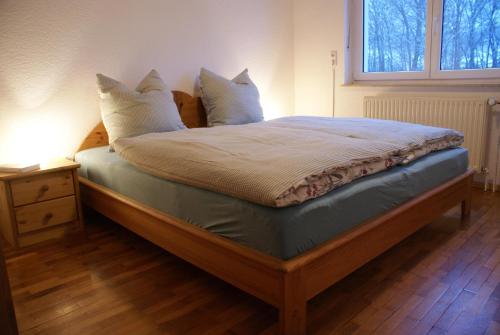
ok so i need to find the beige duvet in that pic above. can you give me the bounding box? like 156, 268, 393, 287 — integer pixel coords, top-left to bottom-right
113, 116, 464, 207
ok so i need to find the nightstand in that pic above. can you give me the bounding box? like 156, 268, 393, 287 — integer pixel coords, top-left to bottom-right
0, 159, 83, 248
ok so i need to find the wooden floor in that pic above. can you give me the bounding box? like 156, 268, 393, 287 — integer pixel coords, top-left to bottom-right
4, 189, 500, 335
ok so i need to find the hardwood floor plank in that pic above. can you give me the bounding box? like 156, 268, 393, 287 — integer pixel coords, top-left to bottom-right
433, 290, 475, 331
410, 282, 449, 320
3, 189, 500, 334
485, 321, 500, 335
465, 266, 493, 294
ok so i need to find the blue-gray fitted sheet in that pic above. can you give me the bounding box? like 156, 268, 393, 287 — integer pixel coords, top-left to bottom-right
76, 147, 468, 260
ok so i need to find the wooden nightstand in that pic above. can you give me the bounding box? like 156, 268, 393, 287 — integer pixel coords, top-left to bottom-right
0, 159, 83, 248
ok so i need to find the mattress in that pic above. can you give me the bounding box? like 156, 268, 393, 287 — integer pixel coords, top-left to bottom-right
76, 147, 468, 260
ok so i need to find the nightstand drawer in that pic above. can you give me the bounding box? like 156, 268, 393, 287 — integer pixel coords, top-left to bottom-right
10, 171, 75, 207
15, 196, 77, 234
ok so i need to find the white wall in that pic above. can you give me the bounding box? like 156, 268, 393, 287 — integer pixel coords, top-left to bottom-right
0, 0, 294, 164
293, 0, 500, 184
2, 0, 499, 183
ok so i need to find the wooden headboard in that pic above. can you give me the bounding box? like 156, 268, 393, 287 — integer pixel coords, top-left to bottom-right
77, 91, 207, 152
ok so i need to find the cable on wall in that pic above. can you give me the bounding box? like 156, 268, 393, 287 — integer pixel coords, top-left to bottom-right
331, 50, 338, 117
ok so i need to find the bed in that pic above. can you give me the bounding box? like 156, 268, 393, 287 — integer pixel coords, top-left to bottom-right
76, 91, 473, 335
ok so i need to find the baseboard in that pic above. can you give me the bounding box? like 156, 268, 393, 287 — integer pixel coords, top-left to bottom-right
473, 181, 500, 192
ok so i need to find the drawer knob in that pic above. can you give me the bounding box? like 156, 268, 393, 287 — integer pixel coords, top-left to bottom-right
37, 185, 49, 199
43, 213, 54, 225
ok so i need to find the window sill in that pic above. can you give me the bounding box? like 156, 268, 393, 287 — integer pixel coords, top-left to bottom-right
343, 79, 500, 88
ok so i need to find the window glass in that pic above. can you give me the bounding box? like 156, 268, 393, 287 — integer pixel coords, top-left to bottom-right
441, 0, 500, 70
363, 0, 428, 73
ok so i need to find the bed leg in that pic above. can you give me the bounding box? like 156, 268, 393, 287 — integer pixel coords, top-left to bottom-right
279, 270, 306, 335
461, 174, 472, 221
461, 198, 471, 220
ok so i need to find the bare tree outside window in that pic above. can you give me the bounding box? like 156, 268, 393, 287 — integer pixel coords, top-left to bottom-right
441, 0, 500, 70
364, 0, 427, 73
362, 0, 499, 73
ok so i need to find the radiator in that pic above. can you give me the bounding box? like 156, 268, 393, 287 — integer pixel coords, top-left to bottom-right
363, 96, 489, 171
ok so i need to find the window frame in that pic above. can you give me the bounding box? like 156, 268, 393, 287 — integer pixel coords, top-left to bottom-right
351, 0, 500, 82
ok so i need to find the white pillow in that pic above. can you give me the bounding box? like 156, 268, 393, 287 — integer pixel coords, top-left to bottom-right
199, 68, 264, 127
97, 69, 186, 148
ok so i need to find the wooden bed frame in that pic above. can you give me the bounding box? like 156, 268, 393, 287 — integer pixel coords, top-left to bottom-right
77, 91, 473, 335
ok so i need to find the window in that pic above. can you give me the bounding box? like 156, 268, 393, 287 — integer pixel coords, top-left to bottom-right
351, 0, 500, 81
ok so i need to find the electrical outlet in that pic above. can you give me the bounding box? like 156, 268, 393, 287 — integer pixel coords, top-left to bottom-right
330, 50, 338, 67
